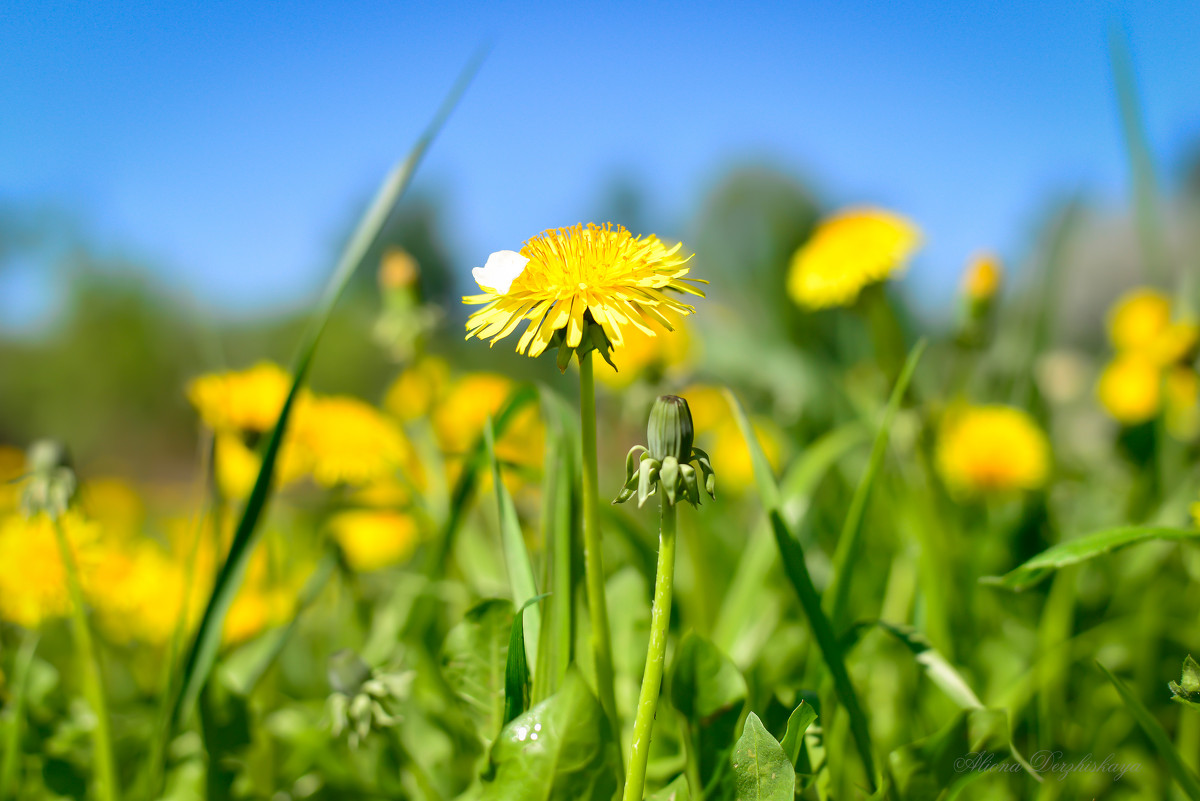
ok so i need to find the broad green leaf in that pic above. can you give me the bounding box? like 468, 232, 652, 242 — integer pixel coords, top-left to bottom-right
724, 389, 877, 791
168, 54, 484, 735
486, 417, 542, 671
984, 526, 1200, 590
825, 338, 926, 629
669, 632, 748, 798
442, 599, 514, 743
505, 595, 548, 725
778, 701, 817, 770
731, 712, 794, 801
480, 670, 618, 801
647, 774, 691, 801
1100, 662, 1200, 799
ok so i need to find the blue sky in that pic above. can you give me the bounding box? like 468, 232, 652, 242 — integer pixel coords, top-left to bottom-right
2, 0, 1199, 330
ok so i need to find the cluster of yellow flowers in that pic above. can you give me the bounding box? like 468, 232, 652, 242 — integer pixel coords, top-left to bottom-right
0, 457, 298, 645
1096, 288, 1199, 436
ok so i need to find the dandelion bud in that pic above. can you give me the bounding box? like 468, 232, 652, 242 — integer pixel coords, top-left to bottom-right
20, 439, 76, 519
615, 395, 714, 508
647, 396, 694, 463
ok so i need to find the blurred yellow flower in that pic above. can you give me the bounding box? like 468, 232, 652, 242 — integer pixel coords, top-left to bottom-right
1107, 288, 1171, 353
187, 362, 297, 433
787, 208, 922, 309
464, 223, 703, 358
961, 252, 1002, 302
1097, 354, 1162, 425
595, 309, 692, 388
379, 247, 419, 290
677, 384, 781, 493
297, 397, 413, 488
936, 405, 1050, 496
224, 587, 294, 646
90, 541, 189, 645
0, 512, 102, 629
214, 433, 310, 499
328, 510, 421, 572
384, 356, 451, 422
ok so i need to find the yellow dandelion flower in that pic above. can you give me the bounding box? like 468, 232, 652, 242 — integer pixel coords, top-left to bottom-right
709, 418, 784, 494
384, 356, 451, 422
431, 373, 517, 456
1107, 288, 1171, 352
679, 384, 730, 432
463, 223, 703, 358
962, 252, 1002, 302
1097, 354, 1162, 425
214, 432, 310, 499
936, 405, 1050, 496
379, 247, 419, 290
1148, 320, 1200, 367
595, 309, 693, 388
328, 510, 421, 572
90, 541, 189, 645
297, 397, 412, 487
0, 512, 102, 629
223, 587, 294, 646
787, 208, 922, 309
187, 362, 297, 433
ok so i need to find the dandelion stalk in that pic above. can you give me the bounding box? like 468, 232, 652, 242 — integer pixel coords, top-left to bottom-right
51, 517, 118, 801
614, 395, 717, 800
578, 350, 621, 765
623, 496, 677, 801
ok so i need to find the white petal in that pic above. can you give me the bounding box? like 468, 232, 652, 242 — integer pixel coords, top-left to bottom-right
472, 250, 529, 295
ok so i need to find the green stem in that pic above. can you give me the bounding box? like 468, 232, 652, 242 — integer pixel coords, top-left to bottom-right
51, 517, 118, 801
0, 630, 38, 800
579, 352, 621, 775
624, 499, 677, 801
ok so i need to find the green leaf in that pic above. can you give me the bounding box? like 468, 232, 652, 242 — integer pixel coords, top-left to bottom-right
725, 388, 878, 791
486, 417, 543, 672
534, 389, 576, 704
1171, 655, 1200, 710
984, 526, 1200, 591
442, 599, 514, 743
480, 669, 618, 801
167, 54, 484, 735
861, 621, 1037, 780
505, 595, 548, 726
669, 632, 748, 798
1099, 662, 1200, 799
647, 774, 691, 801
731, 712, 794, 801
778, 701, 817, 770
825, 338, 926, 630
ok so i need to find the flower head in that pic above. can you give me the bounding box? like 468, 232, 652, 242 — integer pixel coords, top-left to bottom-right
328, 510, 421, 572
788, 208, 921, 309
615, 395, 716, 508
187, 362, 296, 433
1098, 354, 1161, 425
936, 405, 1050, 497
1108, 288, 1171, 352
962, 252, 1002, 303
464, 223, 703, 365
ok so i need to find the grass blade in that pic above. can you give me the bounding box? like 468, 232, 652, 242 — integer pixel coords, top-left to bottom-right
712, 421, 868, 657
534, 388, 576, 702
1099, 662, 1200, 799
983, 525, 1200, 591
168, 51, 484, 734
485, 417, 543, 672
824, 338, 926, 631
0, 631, 38, 799
724, 388, 878, 791
1110, 26, 1168, 284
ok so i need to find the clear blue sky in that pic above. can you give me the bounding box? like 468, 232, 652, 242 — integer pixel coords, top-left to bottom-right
2, 0, 1199, 330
